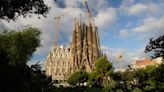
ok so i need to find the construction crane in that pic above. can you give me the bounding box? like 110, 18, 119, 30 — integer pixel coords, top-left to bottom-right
82, 0, 95, 27
54, 8, 75, 46
82, 0, 101, 52
116, 52, 124, 71
117, 53, 123, 61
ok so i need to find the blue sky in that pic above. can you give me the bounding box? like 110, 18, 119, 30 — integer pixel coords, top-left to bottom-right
0, 0, 164, 69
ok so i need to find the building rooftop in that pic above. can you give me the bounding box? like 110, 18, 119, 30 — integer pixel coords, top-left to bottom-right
135, 58, 155, 66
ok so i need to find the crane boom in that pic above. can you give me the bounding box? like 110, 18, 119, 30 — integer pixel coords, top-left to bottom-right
83, 0, 95, 27
83, 0, 91, 26
54, 8, 75, 46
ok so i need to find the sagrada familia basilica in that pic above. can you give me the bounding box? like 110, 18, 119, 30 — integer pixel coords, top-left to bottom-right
45, 0, 101, 81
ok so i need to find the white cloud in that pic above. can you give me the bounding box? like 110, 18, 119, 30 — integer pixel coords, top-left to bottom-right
120, 2, 161, 16
127, 48, 146, 60
119, 29, 130, 37
64, 0, 80, 8
88, 0, 109, 12
95, 8, 117, 31
0, 22, 8, 30
128, 3, 148, 15
121, 0, 135, 6
133, 16, 164, 33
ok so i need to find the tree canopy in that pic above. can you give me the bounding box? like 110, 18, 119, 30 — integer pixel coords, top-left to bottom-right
67, 70, 89, 85
145, 35, 164, 58
95, 57, 113, 77
0, 27, 41, 66
85, 57, 114, 87
0, 27, 55, 92
0, 0, 50, 20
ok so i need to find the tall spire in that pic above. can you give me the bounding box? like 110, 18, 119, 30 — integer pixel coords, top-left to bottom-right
79, 13, 81, 26
74, 17, 77, 30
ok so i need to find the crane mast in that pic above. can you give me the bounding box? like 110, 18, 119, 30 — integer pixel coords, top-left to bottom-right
116, 53, 124, 71
54, 0, 95, 46
54, 16, 60, 46
83, 0, 93, 27
54, 8, 75, 46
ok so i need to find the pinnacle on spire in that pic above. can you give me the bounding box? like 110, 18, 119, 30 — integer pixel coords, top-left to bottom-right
74, 17, 77, 30
79, 13, 81, 26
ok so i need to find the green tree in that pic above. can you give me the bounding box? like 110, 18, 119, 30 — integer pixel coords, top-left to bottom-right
87, 72, 101, 87
0, 0, 50, 20
155, 64, 164, 83
107, 62, 164, 91
154, 64, 164, 90
67, 70, 89, 86
145, 35, 164, 58
87, 57, 113, 88
95, 57, 113, 76
102, 79, 118, 92
29, 63, 54, 92
131, 65, 158, 91
0, 27, 54, 92
144, 35, 164, 91
95, 57, 113, 86
0, 27, 41, 66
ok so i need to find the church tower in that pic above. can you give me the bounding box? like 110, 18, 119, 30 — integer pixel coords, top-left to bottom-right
45, 0, 101, 81
70, 17, 101, 72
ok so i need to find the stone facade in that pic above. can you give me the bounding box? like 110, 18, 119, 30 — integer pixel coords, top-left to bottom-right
45, 19, 101, 81
45, 45, 72, 81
